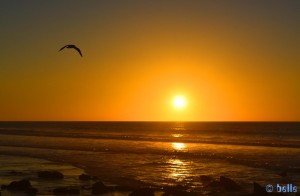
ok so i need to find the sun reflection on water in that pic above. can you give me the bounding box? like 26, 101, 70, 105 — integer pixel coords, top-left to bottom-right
172, 134, 183, 138
172, 142, 186, 151
167, 158, 189, 182
167, 142, 191, 182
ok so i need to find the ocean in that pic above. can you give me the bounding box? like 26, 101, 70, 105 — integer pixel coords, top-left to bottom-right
0, 121, 299, 194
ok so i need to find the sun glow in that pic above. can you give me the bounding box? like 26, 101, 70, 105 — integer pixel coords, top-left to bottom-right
173, 96, 186, 108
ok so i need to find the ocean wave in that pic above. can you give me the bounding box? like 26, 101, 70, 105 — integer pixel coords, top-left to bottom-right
0, 129, 299, 149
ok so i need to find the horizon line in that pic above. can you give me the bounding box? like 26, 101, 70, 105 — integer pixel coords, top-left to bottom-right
0, 120, 299, 123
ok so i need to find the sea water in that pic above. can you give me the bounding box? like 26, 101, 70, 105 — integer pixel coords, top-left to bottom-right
0, 122, 299, 193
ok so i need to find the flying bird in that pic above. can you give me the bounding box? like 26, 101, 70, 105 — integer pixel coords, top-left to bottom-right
59, 44, 82, 57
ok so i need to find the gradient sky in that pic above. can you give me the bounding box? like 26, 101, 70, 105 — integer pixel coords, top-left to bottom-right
0, 0, 299, 121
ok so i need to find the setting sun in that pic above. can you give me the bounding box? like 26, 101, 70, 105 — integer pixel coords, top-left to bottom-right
173, 96, 186, 109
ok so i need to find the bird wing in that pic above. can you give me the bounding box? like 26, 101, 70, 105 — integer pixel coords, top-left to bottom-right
73, 46, 83, 57
59, 45, 68, 51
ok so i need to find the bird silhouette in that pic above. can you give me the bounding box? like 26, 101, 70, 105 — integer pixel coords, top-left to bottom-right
59, 44, 82, 57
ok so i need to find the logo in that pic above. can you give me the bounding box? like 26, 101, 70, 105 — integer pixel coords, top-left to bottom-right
266, 184, 298, 193
266, 184, 273, 192
276, 184, 297, 193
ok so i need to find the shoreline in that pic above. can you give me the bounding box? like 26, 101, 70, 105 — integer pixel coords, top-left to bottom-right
1, 145, 299, 192
0, 154, 291, 195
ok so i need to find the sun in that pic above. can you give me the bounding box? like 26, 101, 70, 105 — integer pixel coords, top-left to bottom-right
173, 96, 186, 109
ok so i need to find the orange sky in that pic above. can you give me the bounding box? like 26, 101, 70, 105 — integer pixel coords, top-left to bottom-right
0, 1, 299, 121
